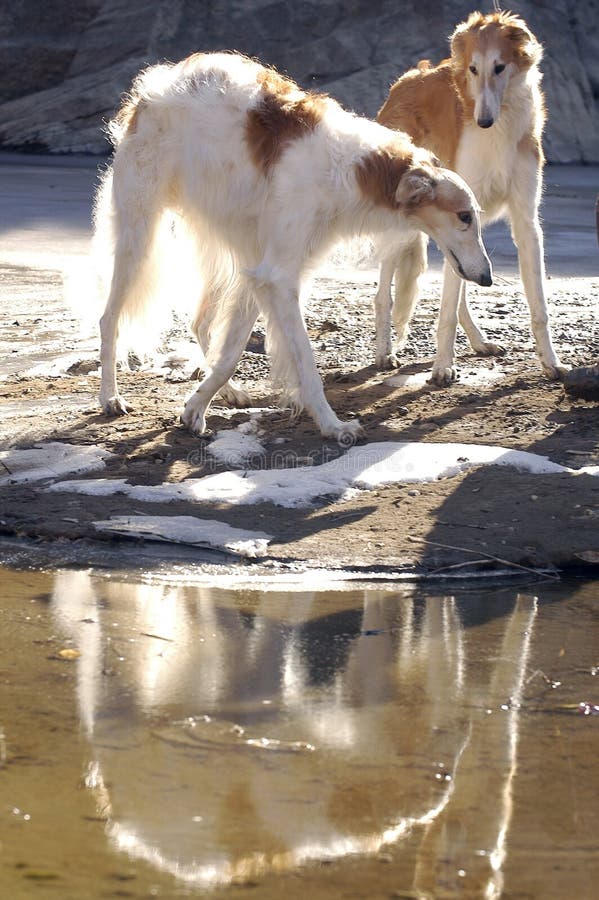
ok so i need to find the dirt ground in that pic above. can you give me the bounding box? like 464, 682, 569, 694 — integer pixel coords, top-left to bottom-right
1, 256, 598, 577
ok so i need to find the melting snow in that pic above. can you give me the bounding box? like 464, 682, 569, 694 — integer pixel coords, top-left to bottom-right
386, 366, 504, 389
208, 415, 266, 467
48, 441, 597, 508
0, 441, 112, 484
93, 515, 271, 557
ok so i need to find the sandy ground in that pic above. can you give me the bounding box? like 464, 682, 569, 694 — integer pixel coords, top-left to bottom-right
0, 154, 598, 576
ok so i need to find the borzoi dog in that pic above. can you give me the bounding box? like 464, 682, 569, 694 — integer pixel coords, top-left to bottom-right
375, 10, 565, 384
97, 52, 491, 443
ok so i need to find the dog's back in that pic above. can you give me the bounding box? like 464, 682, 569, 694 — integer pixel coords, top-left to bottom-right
377, 60, 463, 168
108, 54, 275, 228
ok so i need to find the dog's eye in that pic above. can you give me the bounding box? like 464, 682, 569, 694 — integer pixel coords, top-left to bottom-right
457, 211, 472, 226
494, 63, 506, 75
469, 64, 478, 75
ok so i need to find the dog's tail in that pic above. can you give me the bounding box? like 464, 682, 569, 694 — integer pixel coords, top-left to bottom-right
92, 139, 201, 360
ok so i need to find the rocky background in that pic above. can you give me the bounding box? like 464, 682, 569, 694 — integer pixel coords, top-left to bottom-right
0, 0, 598, 162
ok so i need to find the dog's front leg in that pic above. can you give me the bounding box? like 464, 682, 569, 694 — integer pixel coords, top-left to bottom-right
374, 257, 398, 369
509, 172, 567, 380
252, 268, 362, 445
431, 262, 462, 385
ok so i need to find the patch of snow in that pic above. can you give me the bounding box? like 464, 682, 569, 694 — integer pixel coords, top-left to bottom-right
47, 441, 596, 508
386, 366, 504, 389
209, 413, 266, 467
23, 353, 100, 379
93, 515, 271, 557
0, 441, 111, 484
0, 398, 94, 444
210, 406, 276, 419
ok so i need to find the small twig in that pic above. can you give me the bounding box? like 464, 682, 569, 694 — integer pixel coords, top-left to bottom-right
0, 460, 13, 475
491, 273, 514, 286
331, 511, 364, 521
437, 519, 487, 530
526, 668, 561, 688
140, 632, 175, 642
429, 559, 491, 575
407, 535, 560, 580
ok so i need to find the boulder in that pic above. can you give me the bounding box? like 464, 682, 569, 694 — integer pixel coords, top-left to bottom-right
0, 0, 597, 161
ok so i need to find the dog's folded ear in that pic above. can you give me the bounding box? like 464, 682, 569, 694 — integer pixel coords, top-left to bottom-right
395, 167, 437, 207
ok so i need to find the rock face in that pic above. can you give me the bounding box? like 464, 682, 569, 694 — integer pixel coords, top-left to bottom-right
0, 0, 598, 162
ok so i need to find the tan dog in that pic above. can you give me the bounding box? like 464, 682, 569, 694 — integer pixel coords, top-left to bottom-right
375, 10, 566, 383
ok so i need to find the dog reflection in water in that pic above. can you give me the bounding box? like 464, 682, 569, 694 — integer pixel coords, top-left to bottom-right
52, 573, 536, 896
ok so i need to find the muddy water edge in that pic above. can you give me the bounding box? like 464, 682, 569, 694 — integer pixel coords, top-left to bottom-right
1, 560, 597, 899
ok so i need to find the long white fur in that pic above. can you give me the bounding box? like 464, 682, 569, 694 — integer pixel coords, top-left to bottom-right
96, 52, 490, 443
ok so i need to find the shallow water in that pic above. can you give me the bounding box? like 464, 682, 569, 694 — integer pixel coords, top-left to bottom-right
1, 566, 598, 899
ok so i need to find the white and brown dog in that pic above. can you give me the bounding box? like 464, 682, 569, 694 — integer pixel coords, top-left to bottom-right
96, 51, 491, 443
375, 10, 566, 384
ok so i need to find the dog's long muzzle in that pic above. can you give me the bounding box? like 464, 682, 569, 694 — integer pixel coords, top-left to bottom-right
477, 266, 493, 287
450, 251, 493, 287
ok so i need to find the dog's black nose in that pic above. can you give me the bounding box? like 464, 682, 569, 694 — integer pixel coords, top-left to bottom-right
477, 117, 494, 129
479, 271, 493, 287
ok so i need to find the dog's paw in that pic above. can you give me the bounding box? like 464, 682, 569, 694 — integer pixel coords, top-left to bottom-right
101, 394, 130, 416
218, 381, 252, 408
543, 362, 570, 382
332, 418, 364, 448
473, 340, 506, 357
430, 365, 457, 387
181, 410, 208, 435
181, 396, 208, 434
375, 352, 400, 371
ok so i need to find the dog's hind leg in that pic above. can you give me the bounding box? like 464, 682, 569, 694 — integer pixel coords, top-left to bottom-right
458, 285, 505, 356
182, 293, 258, 434
97, 159, 165, 416
99, 250, 142, 416
191, 292, 253, 408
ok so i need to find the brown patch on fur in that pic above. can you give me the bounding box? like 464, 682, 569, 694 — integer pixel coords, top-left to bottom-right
245, 68, 329, 174
518, 131, 544, 165
355, 140, 414, 210
378, 60, 464, 168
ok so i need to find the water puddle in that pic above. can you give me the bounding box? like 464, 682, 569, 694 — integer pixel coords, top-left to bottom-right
1, 566, 597, 898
